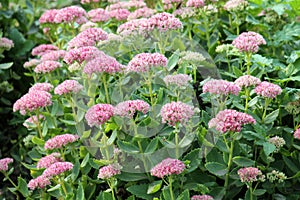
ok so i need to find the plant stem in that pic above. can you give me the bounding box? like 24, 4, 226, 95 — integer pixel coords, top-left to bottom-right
60, 178, 67, 197
35, 110, 43, 139
108, 179, 116, 200
245, 53, 252, 75
147, 72, 154, 108
224, 139, 234, 191
102, 74, 110, 104
204, 16, 211, 50
168, 176, 175, 200
245, 88, 250, 113
249, 183, 253, 200
261, 98, 270, 123
3, 173, 17, 188
175, 124, 180, 159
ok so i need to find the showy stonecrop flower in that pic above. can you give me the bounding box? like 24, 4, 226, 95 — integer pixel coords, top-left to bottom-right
88, 8, 110, 23
23, 115, 45, 128
108, 8, 130, 21
238, 167, 265, 183
215, 44, 239, 55
294, 128, 300, 140
0, 37, 14, 50
29, 83, 53, 92
266, 170, 287, 183
39, 9, 59, 24
0, 158, 13, 172
98, 163, 122, 179
232, 31, 266, 53
127, 7, 156, 20
202, 79, 241, 96
31, 44, 59, 56
150, 158, 185, 178
191, 195, 214, 200
148, 12, 183, 32
37, 153, 61, 169
173, 7, 197, 19
107, 1, 146, 11
54, 6, 87, 24
224, 0, 248, 12
28, 175, 51, 190
85, 104, 114, 127
114, 100, 150, 118
186, 0, 205, 8
64, 46, 105, 64
23, 59, 40, 69
54, 80, 83, 95
44, 134, 79, 150
117, 18, 150, 36
41, 50, 66, 61
42, 162, 74, 178
268, 136, 285, 153
164, 74, 192, 87
254, 81, 282, 99
234, 75, 261, 88
127, 53, 168, 73
34, 61, 62, 74
179, 51, 206, 65
208, 109, 256, 133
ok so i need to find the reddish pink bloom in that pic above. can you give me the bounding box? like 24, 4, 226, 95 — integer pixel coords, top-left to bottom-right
31, 44, 59, 56
41, 50, 66, 61
254, 81, 282, 99
191, 195, 214, 200
150, 158, 185, 178
13, 91, 52, 115
208, 109, 256, 133
114, 100, 150, 118
42, 162, 74, 177
127, 7, 156, 20
0, 37, 14, 50
29, 83, 53, 92
164, 74, 192, 87
234, 75, 261, 88
23, 59, 40, 68
202, 79, 241, 96
54, 6, 87, 24
148, 12, 183, 31
238, 167, 264, 183
186, 0, 205, 8
44, 134, 79, 150
127, 53, 168, 73
88, 8, 111, 22
98, 163, 122, 179
232, 31, 266, 53
294, 128, 300, 140
39, 9, 59, 24
161, 101, 194, 126
108, 8, 130, 21
64, 46, 105, 64
34, 61, 62, 74
0, 158, 13, 172
28, 175, 51, 190
84, 55, 124, 75
85, 104, 114, 127
54, 80, 83, 95
37, 153, 61, 169
23, 115, 45, 128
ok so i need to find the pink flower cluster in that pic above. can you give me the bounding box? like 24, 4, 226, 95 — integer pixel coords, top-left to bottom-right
85, 104, 114, 127
31, 44, 59, 56
0, 158, 13, 172
208, 109, 256, 133
114, 100, 150, 118
163, 0, 183, 10
127, 53, 168, 73
254, 81, 282, 99
232, 31, 266, 53
294, 128, 300, 140
148, 12, 183, 31
163, 74, 192, 87
127, 7, 155, 20
68, 28, 108, 49
107, 1, 146, 11
64, 46, 104, 64
39, 9, 59, 24
191, 195, 214, 200
234, 75, 261, 88
81, 0, 100, 4
37, 153, 61, 169
54, 80, 83, 95
42, 162, 74, 177
88, 8, 110, 22
98, 163, 122, 179
28, 175, 51, 190
160, 101, 194, 126
29, 83, 53, 92
34, 61, 62, 74
224, 0, 248, 11
202, 79, 241, 96
23, 59, 40, 68
108, 8, 130, 21
117, 18, 150, 36
0, 37, 14, 50
44, 134, 79, 150
150, 158, 185, 178
53, 6, 87, 24
186, 0, 205, 8
13, 90, 52, 115
41, 50, 66, 61
23, 115, 45, 128
237, 167, 264, 183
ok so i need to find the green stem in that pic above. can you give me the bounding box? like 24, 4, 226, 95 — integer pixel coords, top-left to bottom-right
147, 72, 154, 109
245, 88, 250, 113
246, 53, 252, 75
204, 17, 211, 50
224, 139, 234, 191
60, 178, 67, 197
175, 124, 180, 159
249, 183, 253, 200
261, 98, 270, 124
3, 173, 17, 188
108, 178, 116, 200
168, 176, 175, 200
193, 64, 197, 83
35, 110, 43, 139
102, 74, 110, 104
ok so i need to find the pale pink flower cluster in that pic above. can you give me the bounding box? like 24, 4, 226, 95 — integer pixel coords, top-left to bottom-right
117, 18, 150, 36
68, 28, 108, 49
54, 80, 83, 95
13, 90, 52, 115
127, 7, 156, 20
23, 59, 40, 68
41, 50, 66, 61
42, 162, 74, 177
85, 104, 114, 127
29, 83, 53, 92
44, 134, 79, 150
34, 61, 62, 74
23, 115, 45, 128
208, 109, 256, 133
127, 53, 168, 73
232, 31, 266, 53
238, 167, 264, 183
114, 100, 150, 118
31, 44, 59, 56
254, 81, 282, 99
28, 175, 51, 190
173, 7, 196, 19
234, 75, 261, 88
150, 158, 185, 178
64, 46, 104, 64
268, 136, 285, 152
108, 8, 130, 21
98, 163, 122, 179
0, 37, 14, 50
107, 1, 146, 11
37, 153, 61, 169
186, 0, 205, 8
54, 6, 87, 24
294, 128, 300, 140
88, 8, 110, 22
163, 0, 183, 10
148, 12, 183, 31
39, 9, 59, 24
164, 74, 192, 87
81, 0, 100, 4
203, 79, 241, 96
160, 101, 194, 126
84, 55, 124, 75
191, 195, 214, 200
224, 0, 248, 12
80, 22, 97, 32
0, 158, 13, 171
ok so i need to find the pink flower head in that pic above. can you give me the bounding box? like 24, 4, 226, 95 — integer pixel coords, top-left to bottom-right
191, 195, 214, 200
23, 115, 45, 128
39, 9, 59, 24
224, 0, 248, 11
41, 50, 66, 61
117, 18, 150, 36
67, 28, 108, 50
254, 81, 282, 99
54, 6, 87, 24
238, 167, 264, 183
148, 12, 183, 31
13, 91, 52, 115
88, 8, 111, 22
34, 61, 62, 74
108, 8, 130, 21
161, 101, 194, 126
42, 162, 74, 177
0, 37, 14, 50
208, 109, 256, 133
23, 59, 40, 68
294, 128, 300, 140
44, 134, 79, 150
54, 80, 83, 95
107, 1, 146, 11
28, 175, 51, 190
232, 31, 266, 53
81, 0, 100, 4
64, 46, 105, 64
127, 53, 168, 73
29, 83, 53, 93
186, 0, 205, 8
31, 44, 59, 56
85, 104, 114, 127
0, 158, 13, 172
37, 153, 61, 169
114, 100, 150, 118
164, 74, 192, 87
234, 75, 261, 88
202, 79, 241, 96
127, 7, 156, 20
98, 163, 122, 179
150, 158, 185, 178
84, 55, 124, 75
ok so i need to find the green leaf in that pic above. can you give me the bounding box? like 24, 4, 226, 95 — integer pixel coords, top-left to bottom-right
167, 50, 180, 71
253, 189, 266, 196
72, 159, 80, 181
248, 96, 259, 108
179, 133, 195, 148
127, 184, 153, 200
107, 130, 117, 145
59, 119, 77, 125
17, 177, 29, 197
264, 109, 279, 124
162, 186, 172, 200
31, 136, 45, 146
117, 140, 139, 153
81, 153, 90, 168
0, 62, 13, 69
96, 191, 114, 200
145, 137, 159, 153
147, 180, 162, 194
183, 148, 201, 172
205, 162, 227, 176
263, 142, 276, 156
233, 156, 255, 167
76, 182, 85, 200
116, 172, 148, 181
176, 189, 190, 200
283, 156, 299, 173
